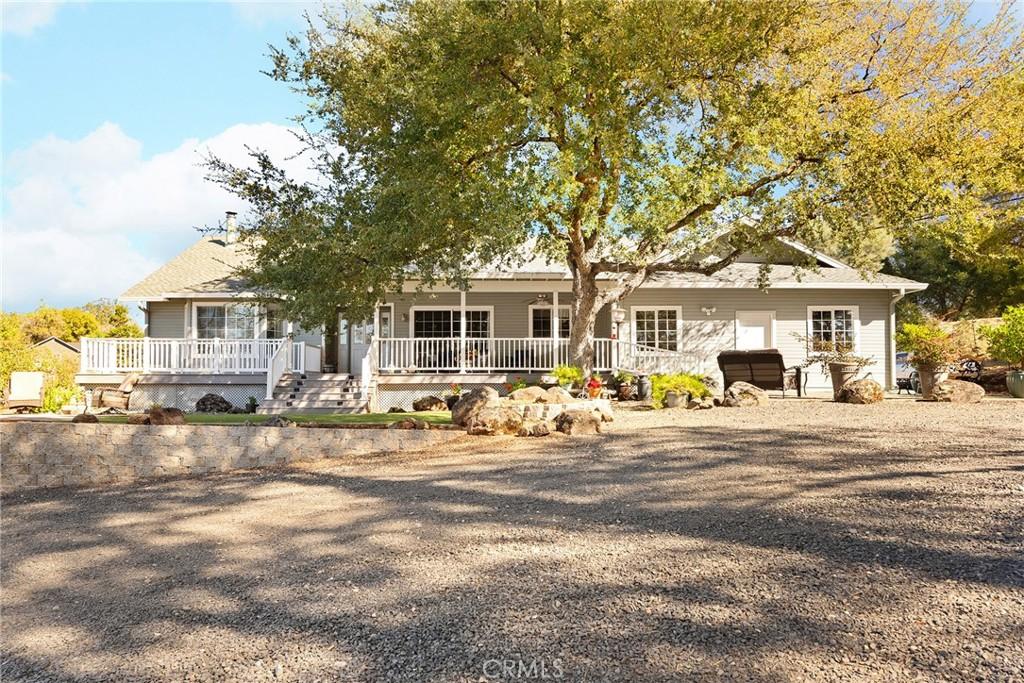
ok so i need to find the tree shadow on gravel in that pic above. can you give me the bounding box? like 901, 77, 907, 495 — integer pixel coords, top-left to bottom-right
3, 420, 1023, 681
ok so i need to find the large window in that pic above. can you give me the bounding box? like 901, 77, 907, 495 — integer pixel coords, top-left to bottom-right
412, 308, 490, 338
530, 306, 571, 338
265, 307, 287, 339
633, 307, 681, 351
195, 304, 255, 339
808, 307, 858, 352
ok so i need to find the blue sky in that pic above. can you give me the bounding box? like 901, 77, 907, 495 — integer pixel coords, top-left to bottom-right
0, 1, 1017, 313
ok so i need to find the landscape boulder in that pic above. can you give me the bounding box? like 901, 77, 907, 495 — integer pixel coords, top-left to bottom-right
195, 393, 233, 413
126, 413, 150, 425
451, 386, 500, 426
837, 378, 885, 405
388, 407, 407, 413
931, 379, 985, 403
722, 381, 769, 408
539, 386, 576, 404
508, 386, 547, 403
262, 415, 295, 428
71, 413, 99, 423
687, 398, 714, 410
412, 395, 448, 412
465, 406, 524, 436
554, 409, 602, 435
517, 419, 552, 437
595, 403, 615, 423
148, 407, 186, 425
388, 418, 418, 430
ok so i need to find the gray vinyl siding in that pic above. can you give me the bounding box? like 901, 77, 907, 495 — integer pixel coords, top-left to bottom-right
147, 301, 186, 338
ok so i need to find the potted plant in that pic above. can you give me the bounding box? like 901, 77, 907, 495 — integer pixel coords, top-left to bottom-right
552, 364, 584, 391
982, 305, 1024, 398
896, 322, 963, 399
613, 370, 637, 401
795, 334, 872, 401
585, 374, 604, 399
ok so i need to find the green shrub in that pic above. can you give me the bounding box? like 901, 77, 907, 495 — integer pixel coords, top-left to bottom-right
650, 373, 711, 408
552, 364, 583, 387
896, 321, 964, 368
1, 342, 81, 413
982, 305, 1024, 369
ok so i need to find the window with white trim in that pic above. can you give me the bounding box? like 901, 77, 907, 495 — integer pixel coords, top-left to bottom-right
808, 307, 858, 352
265, 306, 287, 339
633, 307, 681, 351
195, 304, 256, 339
530, 306, 571, 338
412, 309, 490, 338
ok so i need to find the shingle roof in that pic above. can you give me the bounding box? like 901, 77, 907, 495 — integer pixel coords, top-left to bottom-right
121, 237, 251, 299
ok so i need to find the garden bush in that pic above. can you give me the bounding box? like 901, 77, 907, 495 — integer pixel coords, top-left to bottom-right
983, 305, 1024, 369
651, 373, 711, 408
552, 364, 583, 387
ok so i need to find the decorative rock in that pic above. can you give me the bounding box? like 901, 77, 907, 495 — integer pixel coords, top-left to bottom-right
451, 386, 500, 426
698, 398, 714, 410
465, 406, 524, 436
686, 399, 701, 410
388, 418, 417, 430
412, 395, 448, 412
837, 378, 885, 404
595, 403, 615, 423
540, 386, 576, 404
712, 397, 723, 407
554, 409, 602, 435
517, 420, 552, 437
71, 413, 99, 423
444, 395, 460, 410
148, 407, 186, 425
413, 419, 430, 430
932, 379, 985, 403
388, 407, 407, 413
722, 381, 769, 408
262, 415, 295, 427
126, 413, 150, 425
508, 386, 547, 403
195, 393, 233, 413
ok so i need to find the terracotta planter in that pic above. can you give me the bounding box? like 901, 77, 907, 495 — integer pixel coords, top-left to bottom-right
664, 390, 684, 408
1007, 370, 1024, 398
587, 386, 602, 399
916, 365, 949, 399
617, 383, 638, 401
828, 362, 860, 401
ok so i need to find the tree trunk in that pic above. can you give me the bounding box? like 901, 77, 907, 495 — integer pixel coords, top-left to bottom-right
568, 271, 604, 375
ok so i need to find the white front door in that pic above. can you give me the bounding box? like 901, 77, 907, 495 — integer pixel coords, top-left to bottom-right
735, 311, 775, 350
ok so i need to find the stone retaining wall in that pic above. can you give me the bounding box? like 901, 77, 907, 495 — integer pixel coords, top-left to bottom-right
503, 398, 612, 421
0, 423, 465, 494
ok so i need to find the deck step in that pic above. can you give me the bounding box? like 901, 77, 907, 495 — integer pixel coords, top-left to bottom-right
261, 398, 368, 409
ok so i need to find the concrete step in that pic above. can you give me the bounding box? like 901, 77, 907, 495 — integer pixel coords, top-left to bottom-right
257, 404, 368, 415
303, 373, 353, 381
276, 391, 362, 401
260, 398, 368, 409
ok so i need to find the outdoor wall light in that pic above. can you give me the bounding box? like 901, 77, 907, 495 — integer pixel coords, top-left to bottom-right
611, 307, 627, 324
701, 306, 717, 316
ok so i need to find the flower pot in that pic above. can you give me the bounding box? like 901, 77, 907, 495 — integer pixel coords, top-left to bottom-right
664, 390, 684, 408
916, 365, 949, 399
1007, 370, 1024, 398
617, 383, 638, 401
587, 386, 602, 399
828, 362, 860, 401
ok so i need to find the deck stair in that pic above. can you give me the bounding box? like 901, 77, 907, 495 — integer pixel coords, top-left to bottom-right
257, 372, 369, 414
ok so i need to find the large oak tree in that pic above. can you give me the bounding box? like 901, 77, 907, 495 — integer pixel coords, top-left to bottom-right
211, 0, 1023, 370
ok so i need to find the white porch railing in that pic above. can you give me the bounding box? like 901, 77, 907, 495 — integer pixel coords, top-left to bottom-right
80, 337, 308, 375
266, 338, 293, 399
374, 337, 698, 375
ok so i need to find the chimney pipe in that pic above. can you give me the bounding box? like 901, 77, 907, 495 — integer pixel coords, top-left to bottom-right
224, 211, 238, 244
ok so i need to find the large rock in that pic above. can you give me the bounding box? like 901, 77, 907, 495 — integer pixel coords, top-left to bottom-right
465, 406, 524, 436
722, 381, 769, 408
595, 403, 615, 423
262, 415, 295, 428
837, 378, 885, 405
71, 413, 99, 423
517, 419, 552, 437
148, 407, 186, 425
508, 386, 547, 403
412, 395, 448, 412
126, 413, 150, 425
539, 386, 577, 404
932, 379, 985, 403
195, 393, 233, 413
451, 386, 500, 426
554, 409, 602, 435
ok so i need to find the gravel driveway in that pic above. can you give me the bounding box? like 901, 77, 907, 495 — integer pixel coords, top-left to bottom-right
2, 399, 1022, 682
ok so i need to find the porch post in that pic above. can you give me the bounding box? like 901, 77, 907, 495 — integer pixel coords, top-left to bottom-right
552, 290, 559, 368
459, 289, 467, 373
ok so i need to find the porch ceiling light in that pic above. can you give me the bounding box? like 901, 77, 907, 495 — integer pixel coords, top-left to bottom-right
611, 307, 627, 324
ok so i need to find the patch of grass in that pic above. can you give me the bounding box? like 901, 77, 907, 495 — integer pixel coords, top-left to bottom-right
98, 411, 452, 426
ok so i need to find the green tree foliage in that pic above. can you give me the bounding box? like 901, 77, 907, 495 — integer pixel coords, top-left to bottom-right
886, 233, 1024, 320
982, 305, 1024, 368
83, 299, 143, 338
210, 0, 1024, 370
59, 308, 101, 341
20, 306, 69, 343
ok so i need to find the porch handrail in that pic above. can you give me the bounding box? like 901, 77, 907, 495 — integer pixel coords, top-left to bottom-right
359, 337, 376, 401
265, 338, 293, 399
80, 337, 292, 374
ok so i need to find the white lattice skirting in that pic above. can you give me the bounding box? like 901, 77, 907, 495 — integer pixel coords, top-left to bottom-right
375, 383, 505, 412
129, 384, 265, 412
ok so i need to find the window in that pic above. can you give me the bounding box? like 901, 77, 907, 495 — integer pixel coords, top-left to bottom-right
195, 304, 255, 339
412, 308, 491, 338
265, 307, 287, 339
530, 306, 571, 338
378, 305, 394, 338
807, 307, 858, 352
632, 307, 681, 351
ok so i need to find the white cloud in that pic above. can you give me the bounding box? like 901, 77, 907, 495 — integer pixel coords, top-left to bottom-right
2, 121, 314, 311
1, 1, 63, 36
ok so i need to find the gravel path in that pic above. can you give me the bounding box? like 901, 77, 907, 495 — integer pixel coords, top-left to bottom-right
2, 399, 1022, 682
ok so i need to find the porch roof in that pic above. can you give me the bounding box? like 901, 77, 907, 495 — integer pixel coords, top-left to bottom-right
121, 236, 250, 301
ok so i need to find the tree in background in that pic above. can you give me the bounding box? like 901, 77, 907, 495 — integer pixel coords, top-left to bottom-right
211, 0, 1023, 370
83, 299, 143, 338
19, 306, 70, 343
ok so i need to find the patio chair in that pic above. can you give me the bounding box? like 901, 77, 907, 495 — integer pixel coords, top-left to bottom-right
92, 373, 141, 411
3, 371, 45, 412
717, 349, 803, 397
